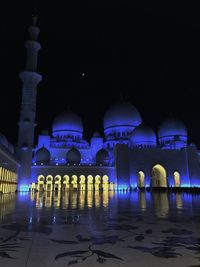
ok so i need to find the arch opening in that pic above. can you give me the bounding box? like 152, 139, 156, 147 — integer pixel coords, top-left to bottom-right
174, 171, 181, 187
63, 175, 70, 190
87, 175, 93, 191
71, 175, 78, 189
46, 175, 53, 191
151, 164, 167, 187
79, 175, 86, 191
95, 175, 101, 191
138, 171, 145, 187
54, 175, 61, 191
37, 175, 45, 191
102, 175, 109, 191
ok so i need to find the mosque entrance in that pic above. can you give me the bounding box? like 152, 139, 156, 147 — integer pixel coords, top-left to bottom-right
151, 164, 167, 187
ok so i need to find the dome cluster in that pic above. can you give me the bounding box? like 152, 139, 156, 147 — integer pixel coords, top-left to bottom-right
103, 102, 187, 149
47, 102, 187, 151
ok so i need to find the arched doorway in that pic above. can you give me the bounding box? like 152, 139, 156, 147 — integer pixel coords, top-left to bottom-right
174, 171, 180, 187
71, 175, 78, 190
37, 175, 45, 191
54, 175, 61, 191
138, 171, 145, 188
151, 164, 167, 187
94, 175, 101, 191
46, 175, 53, 191
63, 175, 70, 190
87, 175, 93, 191
102, 175, 109, 191
79, 175, 86, 191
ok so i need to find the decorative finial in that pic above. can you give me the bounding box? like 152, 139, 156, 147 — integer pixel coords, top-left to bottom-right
32, 7, 38, 26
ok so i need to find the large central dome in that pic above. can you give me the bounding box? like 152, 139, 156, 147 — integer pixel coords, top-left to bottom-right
103, 102, 142, 130
52, 111, 83, 138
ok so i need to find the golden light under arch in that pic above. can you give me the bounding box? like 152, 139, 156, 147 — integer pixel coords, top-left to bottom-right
151, 164, 167, 187
138, 171, 145, 187
174, 171, 181, 187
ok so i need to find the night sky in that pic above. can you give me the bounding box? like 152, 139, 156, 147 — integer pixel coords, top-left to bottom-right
0, 2, 200, 147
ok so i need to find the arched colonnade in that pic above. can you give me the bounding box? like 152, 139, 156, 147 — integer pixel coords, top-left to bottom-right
31, 174, 115, 191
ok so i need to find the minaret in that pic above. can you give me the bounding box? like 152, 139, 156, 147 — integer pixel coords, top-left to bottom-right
17, 14, 42, 189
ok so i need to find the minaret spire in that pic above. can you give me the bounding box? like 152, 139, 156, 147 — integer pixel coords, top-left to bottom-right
17, 14, 42, 189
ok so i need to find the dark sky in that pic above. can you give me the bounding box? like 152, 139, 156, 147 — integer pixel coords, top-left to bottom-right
0, 2, 200, 147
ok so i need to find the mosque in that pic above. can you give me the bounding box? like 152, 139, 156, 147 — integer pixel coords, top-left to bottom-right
0, 16, 200, 194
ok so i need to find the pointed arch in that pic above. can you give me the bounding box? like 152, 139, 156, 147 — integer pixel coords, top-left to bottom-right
38, 175, 45, 191
38, 175, 45, 182
174, 171, 180, 187
151, 164, 167, 187
63, 175, 70, 183
54, 175, 61, 182
46, 175, 53, 182
138, 171, 145, 187
71, 175, 78, 189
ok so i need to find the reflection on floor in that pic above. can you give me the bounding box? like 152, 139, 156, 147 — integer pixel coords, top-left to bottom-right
0, 193, 16, 219
32, 190, 115, 210
0, 191, 199, 267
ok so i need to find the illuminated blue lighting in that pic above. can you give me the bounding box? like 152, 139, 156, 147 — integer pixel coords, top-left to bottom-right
131, 124, 157, 146
181, 184, 199, 188
158, 118, 187, 149
104, 102, 142, 130
158, 118, 187, 137
29, 217, 33, 224
117, 184, 129, 190
20, 185, 29, 192
52, 112, 83, 137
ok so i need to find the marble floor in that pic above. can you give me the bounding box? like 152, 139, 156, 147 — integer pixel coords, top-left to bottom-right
0, 190, 199, 267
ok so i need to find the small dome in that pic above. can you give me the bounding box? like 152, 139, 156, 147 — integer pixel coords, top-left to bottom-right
131, 124, 157, 146
96, 149, 110, 165
8, 143, 14, 154
35, 147, 51, 163
0, 133, 8, 148
52, 111, 83, 137
158, 118, 187, 149
93, 132, 101, 138
104, 102, 142, 130
158, 118, 187, 138
66, 147, 81, 164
